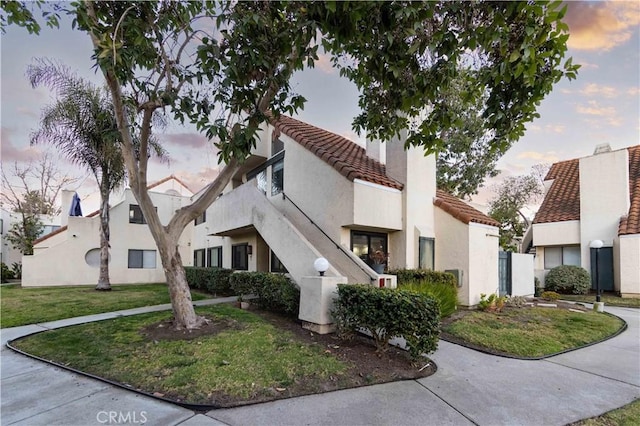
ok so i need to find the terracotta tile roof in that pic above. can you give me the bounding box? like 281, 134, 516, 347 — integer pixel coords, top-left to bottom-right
532, 159, 581, 224
434, 189, 500, 227
619, 145, 640, 235
33, 209, 100, 245
146, 174, 194, 194
533, 145, 640, 236
271, 115, 403, 190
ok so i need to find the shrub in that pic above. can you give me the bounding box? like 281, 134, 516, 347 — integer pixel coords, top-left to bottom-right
397, 279, 457, 318
11, 262, 22, 279
1, 262, 15, 283
545, 265, 590, 295
541, 291, 560, 301
477, 293, 506, 312
230, 272, 300, 317
389, 268, 456, 287
184, 267, 234, 296
332, 284, 440, 361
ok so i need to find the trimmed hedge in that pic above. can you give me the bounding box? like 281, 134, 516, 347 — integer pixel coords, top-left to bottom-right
545, 265, 591, 295
230, 272, 300, 317
332, 284, 440, 361
184, 267, 234, 296
389, 268, 456, 287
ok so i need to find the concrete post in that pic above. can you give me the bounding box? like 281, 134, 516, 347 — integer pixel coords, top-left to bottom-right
298, 275, 347, 334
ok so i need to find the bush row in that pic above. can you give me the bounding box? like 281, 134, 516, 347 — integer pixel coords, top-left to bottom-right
388, 268, 456, 287
184, 267, 300, 317
229, 272, 300, 317
184, 267, 234, 296
332, 284, 440, 361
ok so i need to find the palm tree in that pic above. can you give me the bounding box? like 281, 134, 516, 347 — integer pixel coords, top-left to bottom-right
28, 59, 166, 290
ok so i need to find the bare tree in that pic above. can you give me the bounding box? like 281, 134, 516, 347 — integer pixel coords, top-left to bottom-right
1, 153, 78, 254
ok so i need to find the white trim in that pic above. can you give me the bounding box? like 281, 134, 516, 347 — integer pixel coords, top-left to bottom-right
353, 178, 402, 194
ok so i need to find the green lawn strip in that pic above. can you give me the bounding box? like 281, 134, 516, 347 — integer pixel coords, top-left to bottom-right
1, 284, 211, 328
570, 399, 640, 426
443, 308, 624, 358
11, 305, 348, 404
559, 294, 640, 308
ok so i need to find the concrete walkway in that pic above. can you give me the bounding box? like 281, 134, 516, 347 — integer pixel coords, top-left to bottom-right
1, 302, 638, 426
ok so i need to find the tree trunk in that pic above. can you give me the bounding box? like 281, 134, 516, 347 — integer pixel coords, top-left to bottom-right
161, 245, 208, 329
95, 191, 111, 291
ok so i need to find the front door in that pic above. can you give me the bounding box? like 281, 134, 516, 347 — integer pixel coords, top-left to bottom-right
590, 247, 614, 292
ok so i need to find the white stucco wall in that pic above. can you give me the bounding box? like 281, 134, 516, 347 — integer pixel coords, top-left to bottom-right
468, 223, 500, 305
618, 234, 640, 297
434, 208, 470, 304
23, 186, 193, 287
533, 221, 581, 246
511, 253, 535, 296
385, 135, 436, 268
579, 148, 630, 273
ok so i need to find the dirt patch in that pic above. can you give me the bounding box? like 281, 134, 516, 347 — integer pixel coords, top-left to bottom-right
140, 316, 245, 341
139, 304, 436, 408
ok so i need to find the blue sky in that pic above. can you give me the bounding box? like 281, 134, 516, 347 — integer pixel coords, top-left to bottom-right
1, 1, 639, 207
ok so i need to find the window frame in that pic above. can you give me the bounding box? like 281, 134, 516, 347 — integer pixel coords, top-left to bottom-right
544, 245, 581, 269
270, 250, 288, 273
418, 237, 435, 270
194, 211, 206, 226
207, 246, 223, 268
193, 248, 206, 267
129, 204, 146, 224
128, 249, 157, 269
350, 230, 388, 267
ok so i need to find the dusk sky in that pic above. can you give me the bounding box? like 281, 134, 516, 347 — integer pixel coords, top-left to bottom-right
1, 1, 639, 210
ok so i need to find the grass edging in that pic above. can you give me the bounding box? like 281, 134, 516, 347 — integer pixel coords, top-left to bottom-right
441, 311, 628, 360
6, 335, 220, 412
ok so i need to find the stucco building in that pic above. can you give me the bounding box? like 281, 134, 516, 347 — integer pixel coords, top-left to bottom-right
529, 144, 640, 297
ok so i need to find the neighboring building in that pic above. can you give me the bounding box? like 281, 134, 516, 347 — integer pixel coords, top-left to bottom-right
530, 144, 640, 298
1, 207, 61, 267
22, 176, 194, 287
192, 115, 510, 307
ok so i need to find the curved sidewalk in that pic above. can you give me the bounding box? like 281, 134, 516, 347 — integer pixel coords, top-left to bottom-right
2, 302, 639, 426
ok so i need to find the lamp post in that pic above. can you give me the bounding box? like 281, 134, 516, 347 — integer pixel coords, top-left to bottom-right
313, 257, 329, 276
589, 239, 604, 310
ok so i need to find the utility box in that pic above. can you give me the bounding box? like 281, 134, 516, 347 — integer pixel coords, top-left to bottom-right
445, 269, 463, 288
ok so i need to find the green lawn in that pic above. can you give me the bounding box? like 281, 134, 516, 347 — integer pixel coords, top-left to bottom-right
570, 399, 640, 426
443, 307, 625, 357
560, 294, 640, 308
1, 283, 211, 328
12, 305, 348, 405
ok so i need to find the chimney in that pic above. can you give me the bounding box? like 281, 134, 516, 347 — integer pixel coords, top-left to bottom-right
593, 143, 612, 155
366, 139, 386, 164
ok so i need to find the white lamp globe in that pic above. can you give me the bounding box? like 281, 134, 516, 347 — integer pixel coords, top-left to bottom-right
589, 240, 604, 249
313, 257, 329, 276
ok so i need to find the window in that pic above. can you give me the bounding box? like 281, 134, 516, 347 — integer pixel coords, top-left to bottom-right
232, 244, 249, 270
419, 237, 435, 270
207, 246, 223, 268
39, 225, 61, 237
128, 249, 156, 268
272, 137, 284, 155
194, 211, 206, 226
544, 246, 581, 269
193, 249, 206, 267
351, 231, 388, 267
129, 204, 146, 224
271, 159, 284, 196
270, 250, 288, 273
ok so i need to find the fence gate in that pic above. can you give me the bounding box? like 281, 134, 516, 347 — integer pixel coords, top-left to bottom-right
498, 251, 512, 296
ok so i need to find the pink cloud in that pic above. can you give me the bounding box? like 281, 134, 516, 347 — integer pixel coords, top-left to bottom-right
0, 128, 41, 162
175, 167, 220, 193
161, 133, 213, 150
565, 1, 640, 51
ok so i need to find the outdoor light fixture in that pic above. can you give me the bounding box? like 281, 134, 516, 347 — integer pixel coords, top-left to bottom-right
589, 240, 604, 304
247, 244, 253, 256
313, 257, 329, 276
